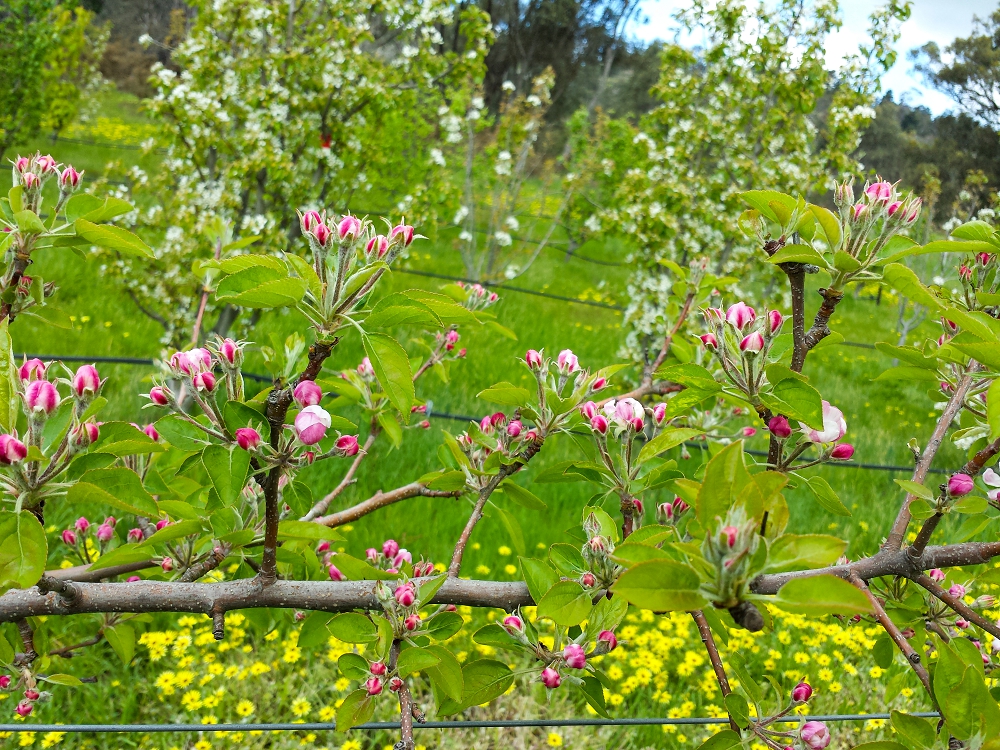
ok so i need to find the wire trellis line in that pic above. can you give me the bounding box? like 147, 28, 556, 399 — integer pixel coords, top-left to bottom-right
0, 712, 941, 733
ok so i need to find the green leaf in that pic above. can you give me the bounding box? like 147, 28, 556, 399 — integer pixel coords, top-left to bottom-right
438, 660, 513, 716
67, 467, 158, 516
759, 378, 823, 429
104, 623, 136, 665
804, 476, 851, 516
874, 342, 938, 369
724, 693, 751, 728
654, 363, 721, 392
65, 194, 109, 222
283, 252, 322, 302
519, 557, 557, 604
809, 205, 842, 250
335, 689, 374, 733
773, 575, 873, 616
327, 613, 378, 643
637, 427, 704, 464
875, 366, 940, 382
403, 290, 479, 326
988, 380, 1000, 440
473, 623, 520, 649
0, 320, 17, 432
0, 511, 47, 594
423, 644, 464, 703
499, 482, 546, 510
277, 520, 342, 542
894, 479, 935, 502
740, 190, 797, 224
154, 414, 211, 451
86, 544, 155, 571
767, 243, 827, 265
74, 219, 153, 258
493, 506, 525, 556
764, 534, 847, 574
697, 441, 751, 528
483, 320, 518, 340
536, 581, 593, 626
850, 744, 908, 750
883, 263, 944, 312
923, 239, 998, 256
93, 421, 165, 456
397, 647, 441, 677
953, 495, 988, 514
578, 674, 610, 718
201, 445, 250, 506
426, 611, 464, 641
697, 730, 742, 750
41, 673, 84, 687
362, 332, 414, 422
832, 250, 861, 272
890, 710, 935, 750
15, 210, 45, 234
549, 543, 586, 575
477, 381, 531, 407
140, 519, 202, 547
610, 559, 708, 612
72, 196, 134, 223
366, 293, 442, 329
328, 553, 397, 580
907, 499, 936, 521
215, 266, 306, 308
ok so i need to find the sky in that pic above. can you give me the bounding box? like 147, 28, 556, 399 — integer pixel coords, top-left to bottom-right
629, 0, 997, 115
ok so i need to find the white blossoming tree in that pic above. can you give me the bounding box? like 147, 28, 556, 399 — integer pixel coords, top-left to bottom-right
99, 0, 490, 348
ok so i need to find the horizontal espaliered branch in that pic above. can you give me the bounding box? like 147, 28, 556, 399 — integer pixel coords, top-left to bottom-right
5, 157, 1000, 750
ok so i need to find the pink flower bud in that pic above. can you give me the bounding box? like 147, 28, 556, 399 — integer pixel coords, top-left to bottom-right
335, 435, 360, 456
161, 557, 174, 572
328, 564, 345, 581
293, 380, 323, 408
722, 526, 738, 548
851, 203, 866, 221
948, 473, 974, 497
388, 676, 404, 692
21, 172, 39, 190
0, 434, 27, 464
726, 302, 756, 329
105, 516, 117, 527
156, 519, 170, 531
700, 332, 718, 349
491, 412, 506, 427
357, 357, 375, 378
59, 166, 82, 190
563, 643, 586, 669
193, 371, 216, 392
800, 720, 831, 750
16, 701, 33, 717
557, 349, 579, 373
393, 549, 412, 567
581, 572, 596, 587
19, 358, 46, 382
949, 584, 967, 599
235, 427, 261, 450
865, 181, 892, 202
581, 401, 598, 420
792, 682, 813, 702
671, 497, 690, 515
72, 365, 101, 398
657, 502, 674, 523
653, 403, 666, 425
13, 157, 30, 173
128, 528, 144, 543
313, 222, 332, 247
366, 234, 389, 258
0, 674, 10, 688
978, 252, 992, 266
540, 667, 561, 689
479, 415, 494, 434
36, 155, 57, 174
768, 415, 791, 438
956, 618, 970, 629
887, 200, 903, 216
75, 517, 90, 533
905, 200, 921, 224
366, 547, 378, 562
768, 310, 783, 334
742, 426, 756, 437
830, 443, 854, 460
390, 223, 415, 246
62, 529, 77, 545
633, 498, 644, 516
507, 420, 522, 438
365, 677, 383, 696
143, 424, 159, 442
383, 539, 399, 558
404, 613, 420, 631
338, 215, 362, 241
960, 264, 973, 281
219, 339, 240, 366
370, 661, 387, 676
739, 332, 764, 353
293, 405, 331, 445
598, 630, 618, 651
929, 568, 945, 582
525, 349, 544, 369
590, 414, 609, 435
25, 379, 59, 415
591, 377, 607, 392
149, 386, 170, 406
300, 210, 322, 234
96, 523, 114, 543
502, 615, 523, 634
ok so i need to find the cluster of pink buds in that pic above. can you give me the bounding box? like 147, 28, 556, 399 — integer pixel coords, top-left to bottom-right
433, 328, 467, 360
833, 177, 920, 264
701, 302, 783, 400
375, 572, 429, 636
656, 496, 690, 526
61, 516, 119, 564
11, 153, 83, 215
579, 512, 620, 588
523, 348, 608, 431
582, 397, 645, 437
474, 411, 536, 455
700, 506, 760, 609
454, 281, 500, 312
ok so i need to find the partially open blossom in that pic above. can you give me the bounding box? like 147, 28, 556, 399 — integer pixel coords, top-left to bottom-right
149, 386, 170, 406
792, 682, 813, 702
739, 332, 764, 353
328, 564, 345, 581
293, 380, 323, 408
865, 181, 892, 202
72, 364, 101, 398
948, 473, 974, 497
390, 222, 415, 246
949, 584, 967, 599
800, 721, 830, 750
393, 549, 412, 567
0, 434, 27, 464
365, 677, 383, 696
768, 310, 783, 334
541, 668, 561, 689
388, 677, 404, 692
598, 630, 618, 651
557, 349, 579, 373
19, 358, 46, 382
394, 584, 415, 607
802, 401, 846, 444
335, 435, 360, 456
36, 154, 57, 173
525, 349, 543, 369
700, 332, 717, 349
768, 415, 792, 438
337, 215, 362, 241
503, 615, 523, 634
193, 371, 216, 392
830, 443, 854, 460
25, 379, 59, 415
956, 618, 970, 629
563, 643, 586, 669
235, 427, 262, 450
726, 302, 756, 329
294, 405, 331, 445
61, 529, 77, 545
